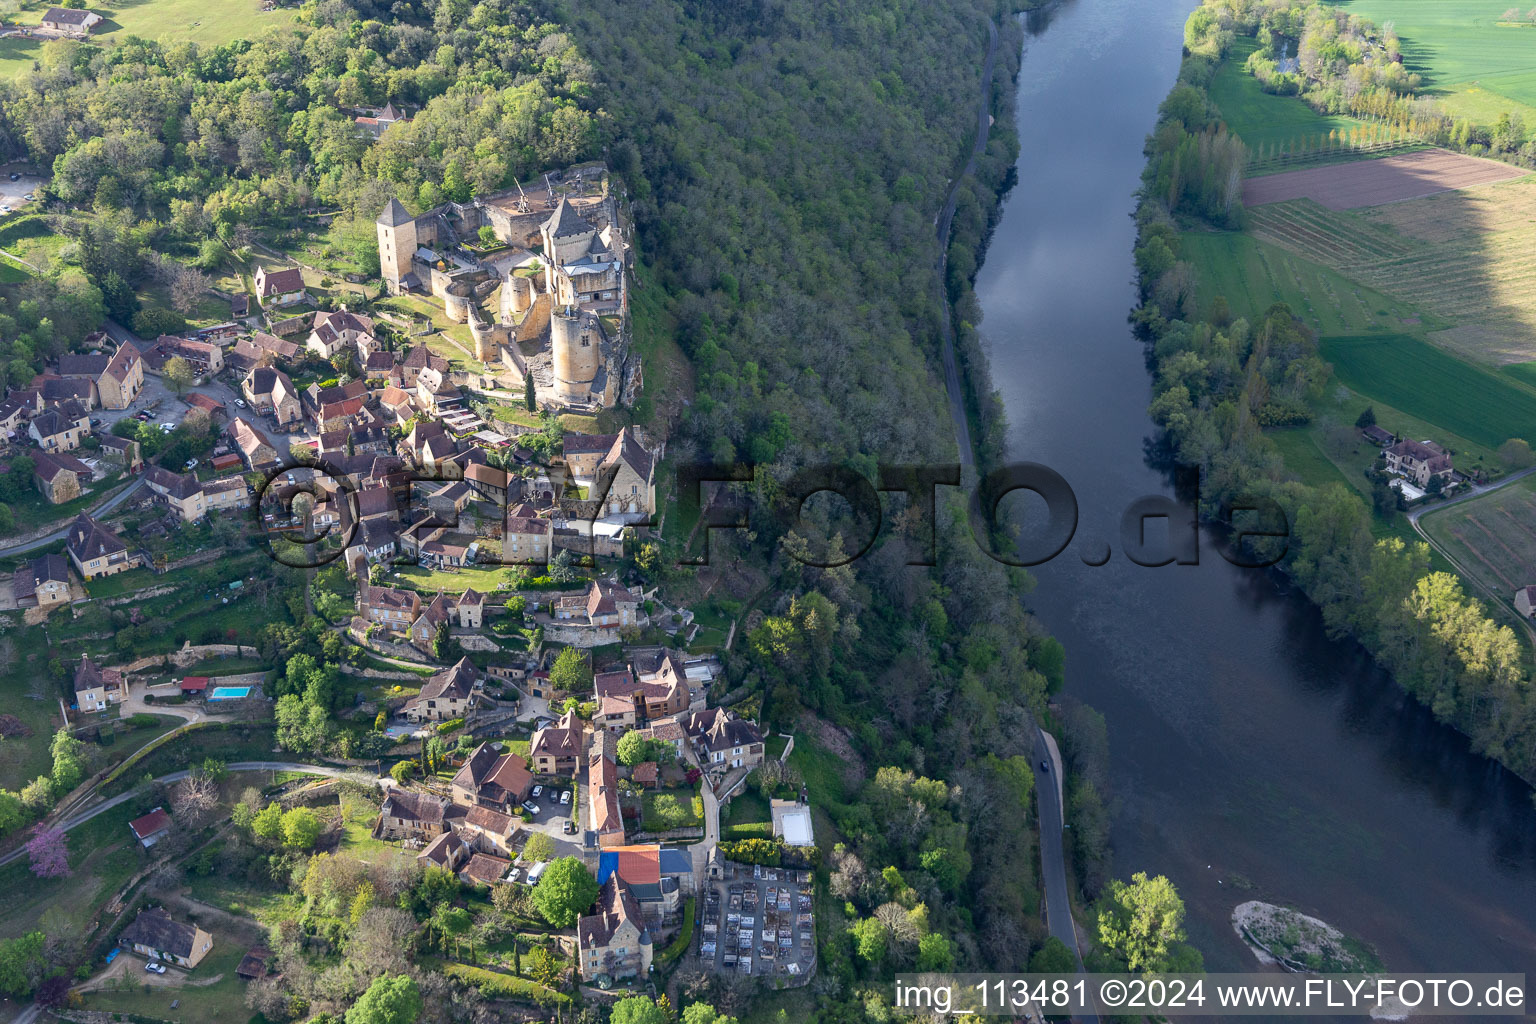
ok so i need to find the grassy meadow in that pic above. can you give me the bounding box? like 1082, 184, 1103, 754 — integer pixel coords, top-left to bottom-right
1319, 334, 1536, 451
1331, 0, 1536, 116
1419, 473, 1536, 618
1211, 38, 1379, 156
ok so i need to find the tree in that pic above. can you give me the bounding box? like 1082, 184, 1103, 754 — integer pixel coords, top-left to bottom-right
345, 974, 423, 1024
49, 729, 86, 793
25, 825, 69, 879
390, 759, 418, 784
163, 355, 195, 394
1029, 936, 1078, 974
282, 806, 322, 848
1096, 871, 1187, 973
682, 1005, 738, 1024
524, 372, 536, 411
849, 916, 887, 963
616, 729, 654, 767
611, 997, 667, 1024
530, 856, 599, 927
132, 307, 185, 338
172, 772, 219, 829
1355, 406, 1376, 429
916, 931, 954, 971
1497, 438, 1534, 470
549, 646, 592, 695
251, 802, 285, 841
522, 831, 555, 864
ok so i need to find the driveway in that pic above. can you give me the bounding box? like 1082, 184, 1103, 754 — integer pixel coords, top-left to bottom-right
516, 782, 583, 857
0, 172, 44, 214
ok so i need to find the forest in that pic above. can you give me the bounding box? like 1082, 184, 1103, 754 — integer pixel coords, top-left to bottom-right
1133, 11, 1536, 784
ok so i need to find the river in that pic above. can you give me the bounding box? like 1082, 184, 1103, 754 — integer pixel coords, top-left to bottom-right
975, 0, 1536, 979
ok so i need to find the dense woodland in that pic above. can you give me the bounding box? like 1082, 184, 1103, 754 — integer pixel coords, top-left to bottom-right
1135, 8, 1536, 783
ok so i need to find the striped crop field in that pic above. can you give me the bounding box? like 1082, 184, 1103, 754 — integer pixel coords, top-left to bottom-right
1420, 475, 1536, 616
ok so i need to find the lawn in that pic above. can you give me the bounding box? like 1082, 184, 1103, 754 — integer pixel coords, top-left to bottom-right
77, 934, 251, 1023
721, 788, 772, 839
0, 800, 146, 940
339, 788, 415, 866
640, 787, 703, 831
1210, 38, 1377, 160
0, 625, 61, 791
1330, 0, 1536, 113
1320, 334, 1536, 451
0, 0, 301, 79
787, 732, 855, 807
1268, 427, 1364, 494
1179, 229, 1428, 338
390, 562, 520, 595
4, 471, 128, 537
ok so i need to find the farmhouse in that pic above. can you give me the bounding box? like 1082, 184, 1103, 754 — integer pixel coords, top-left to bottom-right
378, 789, 449, 841
32, 451, 92, 504
144, 466, 207, 523
40, 7, 102, 35
121, 907, 213, 969
449, 742, 533, 811
74, 653, 125, 713
1385, 438, 1454, 488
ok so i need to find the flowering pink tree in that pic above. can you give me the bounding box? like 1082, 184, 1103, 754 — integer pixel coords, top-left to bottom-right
26, 824, 70, 879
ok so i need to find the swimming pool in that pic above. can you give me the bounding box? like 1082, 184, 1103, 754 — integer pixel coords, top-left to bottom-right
208, 686, 252, 700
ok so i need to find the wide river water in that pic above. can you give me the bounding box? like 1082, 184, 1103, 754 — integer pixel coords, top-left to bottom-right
976, 0, 1536, 978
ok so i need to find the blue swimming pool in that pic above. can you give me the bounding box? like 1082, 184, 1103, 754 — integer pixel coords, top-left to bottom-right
208, 686, 252, 700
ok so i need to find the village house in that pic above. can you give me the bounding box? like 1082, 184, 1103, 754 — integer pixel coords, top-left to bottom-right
402, 656, 479, 723
399, 345, 450, 387
503, 510, 551, 565
418, 831, 471, 873
377, 789, 449, 841
587, 730, 625, 847
0, 389, 42, 436
681, 707, 765, 771
148, 335, 224, 377
242, 367, 303, 427
144, 466, 207, 523
577, 876, 652, 983
408, 592, 457, 650
364, 351, 399, 382
530, 709, 586, 775
457, 805, 518, 857
58, 342, 143, 409
95, 433, 143, 473
253, 265, 307, 308
306, 309, 376, 360
554, 579, 639, 631
28, 401, 89, 451
201, 476, 251, 513
460, 851, 512, 888
359, 519, 400, 562
457, 588, 484, 628
231, 418, 280, 472
32, 451, 91, 504
1516, 585, 1536, 619
378, 385, 415, 424
74, 653, 125, 713
355, 101, 410, 138
593, 657, 690, 734
121, 907, 213, 969
359, 582, 421, 631
594, 845, 691, 927
65, 513, 140, 579
464, 462, 508, 507
40, 6, 102, 35
1385, 438, 1454, 489
12, 553, 70, 609
450, 742, 534, 812
37, 375, 95, 409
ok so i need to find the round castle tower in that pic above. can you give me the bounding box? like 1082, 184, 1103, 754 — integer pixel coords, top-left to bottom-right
551, 306, 598, 403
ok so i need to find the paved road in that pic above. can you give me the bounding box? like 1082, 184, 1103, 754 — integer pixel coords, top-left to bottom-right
0, 761, 361, 868
0, 476, 145, 555
1034, 728, 1099, 1024
933, 17, 999, 471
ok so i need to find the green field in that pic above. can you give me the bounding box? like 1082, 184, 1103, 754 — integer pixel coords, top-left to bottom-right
1331, 0, 1536, 115
1321, 334, 1536, 451
1419, 473, 1536, 618
1210, 38, 1376, 156
0, 0, 298, 77
1503, 361, 1536, 389
1180, 230, 1425, 337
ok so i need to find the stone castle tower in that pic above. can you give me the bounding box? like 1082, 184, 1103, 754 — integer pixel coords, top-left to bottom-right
551, 306, 598, 403
377, 198, 419, 296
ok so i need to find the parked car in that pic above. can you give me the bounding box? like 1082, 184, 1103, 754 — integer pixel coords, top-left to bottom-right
234, 398, 247, 408
7, 173, 17, 182
22, 193, 33, 201
531, 785, 543, 799
0, 207, 11, 215
562, 819, 577, 834
184, 459, 198, 470
521, 801, 539, 815
145, 962, 167, 975
560, 789, 571, 805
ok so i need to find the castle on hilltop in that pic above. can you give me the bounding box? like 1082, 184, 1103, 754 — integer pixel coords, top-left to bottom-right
375, 163, 633, 411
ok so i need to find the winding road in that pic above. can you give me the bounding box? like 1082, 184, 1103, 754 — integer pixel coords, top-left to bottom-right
0, 477, 145, 556
0, 761, 361, 868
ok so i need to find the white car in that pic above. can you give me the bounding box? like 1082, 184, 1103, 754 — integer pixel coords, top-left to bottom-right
159, 422, 175, 432
234, 398, 247, 408
0, 206, 10, 215
531, 785, 543, 799
560, 789, 571, 805
145, 962, 167, 975
184, 459, 198, 470
522, 801, 539, 815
